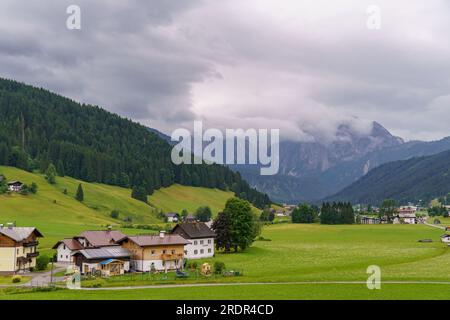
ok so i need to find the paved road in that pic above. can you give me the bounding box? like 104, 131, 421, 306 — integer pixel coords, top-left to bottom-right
0, 265, 66, 288
423, 222, 446, 230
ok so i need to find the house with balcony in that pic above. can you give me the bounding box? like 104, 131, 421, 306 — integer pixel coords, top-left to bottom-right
118, 231, 189, 272
0, 224, 43, 273
53, 228, 127, 263
172, 222, 216, 259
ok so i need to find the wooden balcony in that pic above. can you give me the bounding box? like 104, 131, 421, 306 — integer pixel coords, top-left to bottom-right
23, 240, 39, 247
27, 252, 39, 258
161, 253, 183, 261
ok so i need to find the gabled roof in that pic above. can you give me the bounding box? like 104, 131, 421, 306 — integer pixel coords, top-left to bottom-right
0, 227, 43, 242
73, 246, 131, 260
166, 212, 179, 217
7, 180, 23, 186
52, 238, 83, 250
120, 234, 189, 247
172, 222, 216, 239
75, 230, 126, 247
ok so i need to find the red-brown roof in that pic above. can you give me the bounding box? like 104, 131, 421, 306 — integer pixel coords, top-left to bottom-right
52, 238, 83, 250
121, 234, 189, 247
75, 230, 126, 247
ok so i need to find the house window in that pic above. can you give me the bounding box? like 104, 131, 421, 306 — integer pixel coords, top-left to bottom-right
194, 241, 198, 245
151, 250, 155, 255
208, 249, 212, 253
184, 250, 187, 255
194, 250, 198, 255
162, 250, 166, 254
200, 249, 204, 254
200, 240, 204, 245
171, 250, 175, 254
66, 255, 68, 259
63, 245, 66, 250
60, 255, 63, 258
208, 239, 211, 244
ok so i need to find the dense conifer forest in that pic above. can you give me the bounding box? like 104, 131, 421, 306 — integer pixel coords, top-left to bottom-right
0, 78, 270, 208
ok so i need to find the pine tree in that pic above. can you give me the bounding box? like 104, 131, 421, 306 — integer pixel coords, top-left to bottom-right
45, 163, 57, 184
75, 183, 84, 202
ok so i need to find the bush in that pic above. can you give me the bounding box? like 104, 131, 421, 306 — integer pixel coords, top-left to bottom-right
110, 210, 120, 219
186, 261, 198, 270
214, 261, 225, 274
12, 275, 22, 283
36, 255, 50, 271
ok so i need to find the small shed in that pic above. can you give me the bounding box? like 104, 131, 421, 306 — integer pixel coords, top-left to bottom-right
99, 259, 126, 277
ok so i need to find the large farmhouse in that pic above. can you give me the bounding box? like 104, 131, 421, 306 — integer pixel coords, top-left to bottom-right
0, 224, 43, 273
172, 222, 216, 259
118, 232, 189, 272
53, 229, 127, 262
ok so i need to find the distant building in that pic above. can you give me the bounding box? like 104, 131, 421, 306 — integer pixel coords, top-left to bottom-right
361, 216, 381, 224
118, 232, 189, 272
440, 234, 450, 244
0, 224, 43, 273
165, 212, 180, 223
172, 222, 216, 259
7, 181, 23, 192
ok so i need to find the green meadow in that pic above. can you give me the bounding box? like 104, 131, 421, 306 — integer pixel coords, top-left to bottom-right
1, 223, 450, 299
0, 166, 238, 254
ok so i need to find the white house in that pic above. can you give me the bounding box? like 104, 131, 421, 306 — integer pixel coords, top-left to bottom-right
7, 181, 23, 192
172, 222, 216, 259
165, 213, 179, 223
53, 229, 127, 263
441, 234, 450, 243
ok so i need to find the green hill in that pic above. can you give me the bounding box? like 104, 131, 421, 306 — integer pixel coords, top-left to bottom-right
325, 149, 450, 205
0, 77, 270, 209
0, 166, 241, 254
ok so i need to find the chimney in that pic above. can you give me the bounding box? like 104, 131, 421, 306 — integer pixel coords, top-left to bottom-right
159, 231, 166, 238
7, 222, 13, 229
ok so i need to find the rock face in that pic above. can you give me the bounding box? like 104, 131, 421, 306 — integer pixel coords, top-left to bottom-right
278, 122, 403, 179
235, 122, 450, 203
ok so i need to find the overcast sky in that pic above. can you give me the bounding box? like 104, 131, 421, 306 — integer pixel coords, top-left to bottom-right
1, 0, 450, 142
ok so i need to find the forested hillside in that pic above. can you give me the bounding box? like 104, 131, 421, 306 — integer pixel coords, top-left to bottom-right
325, 149, 450, 205
0, 78, 270, 208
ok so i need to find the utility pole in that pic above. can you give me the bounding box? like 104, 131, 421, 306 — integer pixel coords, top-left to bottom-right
50, 258, 54, 285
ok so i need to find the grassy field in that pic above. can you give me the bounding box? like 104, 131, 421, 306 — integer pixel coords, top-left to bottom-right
2, 283, 450, 300
0, 166, 238, 254
80, 223, 450, 288
0, 275, 30, 285
1, 223, 450, 299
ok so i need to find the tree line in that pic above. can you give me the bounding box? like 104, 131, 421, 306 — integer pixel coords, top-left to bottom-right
0, 78, 271, 208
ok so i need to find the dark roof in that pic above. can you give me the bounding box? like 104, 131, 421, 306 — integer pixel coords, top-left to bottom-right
0, 227, 43, 242
74, 246, 131, 260
75, 230, 126, 247
120, 234, 189, 247
7, 181, 23, 186
166, 213, 179, 217
52, 238, 83, 250
172, 222, 216, 239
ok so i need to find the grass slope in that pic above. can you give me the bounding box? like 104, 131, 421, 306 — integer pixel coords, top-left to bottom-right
0, 166, 238, 254
148, 184, 235, 216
